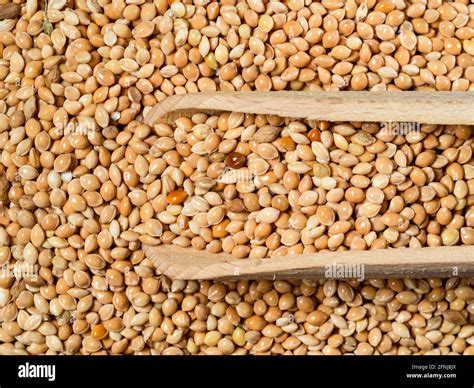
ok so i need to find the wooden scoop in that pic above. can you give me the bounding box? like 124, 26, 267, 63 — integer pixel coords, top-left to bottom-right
145, 91, 474, 126
143, 91, 474, 280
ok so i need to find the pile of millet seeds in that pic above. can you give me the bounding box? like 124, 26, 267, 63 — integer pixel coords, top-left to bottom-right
0, 0, 473, 355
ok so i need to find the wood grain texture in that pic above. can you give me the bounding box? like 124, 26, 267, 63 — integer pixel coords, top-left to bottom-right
143, 245, 474, 280
144, 91, 474, 126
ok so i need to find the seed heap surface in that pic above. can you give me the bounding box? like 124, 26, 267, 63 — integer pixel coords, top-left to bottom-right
0, 0, 473, 355
1, 0, 473, 132
2, 275, 474, 355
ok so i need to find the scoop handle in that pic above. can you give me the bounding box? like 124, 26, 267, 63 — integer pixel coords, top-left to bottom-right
144, 91, 474, 126
143, 245, 474, 280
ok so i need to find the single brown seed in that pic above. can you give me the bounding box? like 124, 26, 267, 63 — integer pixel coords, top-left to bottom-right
224, 152, 246, 169
308, 128, 321, 142
166, 190, 187, 205
91, 324, 108, 340
0, 3, 21, 19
